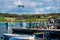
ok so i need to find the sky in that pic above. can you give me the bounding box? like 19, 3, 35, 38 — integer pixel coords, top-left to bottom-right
0, 0, 60, 14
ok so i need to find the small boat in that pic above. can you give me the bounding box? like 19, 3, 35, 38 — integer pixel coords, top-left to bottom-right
3, 33, 35, 40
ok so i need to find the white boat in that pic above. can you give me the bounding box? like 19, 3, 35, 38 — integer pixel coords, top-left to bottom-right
3, 33, 35, 40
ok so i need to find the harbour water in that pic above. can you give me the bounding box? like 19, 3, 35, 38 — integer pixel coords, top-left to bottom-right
0, 22, 49, 28
0, 22, 60, 40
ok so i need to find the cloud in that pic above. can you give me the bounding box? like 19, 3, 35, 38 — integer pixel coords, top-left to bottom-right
44, 6, 59, 10
23, 1, 38, 8
0, 0, 60, 14
45, 7, 51, 10
14, 0, 23, 5
44, 0, 52, 2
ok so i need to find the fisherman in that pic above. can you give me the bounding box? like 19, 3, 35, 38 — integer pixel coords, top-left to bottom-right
5, 22, 13, 33
29, 21, 32, 28
37, 20, 41, 29
20, 21, 23, 28
43, 22, 47, 29
5, 22, 8, 30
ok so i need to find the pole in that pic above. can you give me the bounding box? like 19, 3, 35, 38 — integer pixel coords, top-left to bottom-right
18, 5, 24, 20
18, 5, 24, 28
29, 21, 32, 28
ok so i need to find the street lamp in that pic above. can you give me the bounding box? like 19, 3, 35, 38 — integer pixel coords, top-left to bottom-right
18, 5, 24, 20
18, 5, 24, 28
18, 5, 24, 8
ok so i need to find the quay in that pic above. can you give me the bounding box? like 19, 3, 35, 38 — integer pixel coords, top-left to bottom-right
13, 29, 60, 32
12, 28, 60, 34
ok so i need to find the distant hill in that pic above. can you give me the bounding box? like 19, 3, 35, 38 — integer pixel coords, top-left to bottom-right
0, 13, 60, 22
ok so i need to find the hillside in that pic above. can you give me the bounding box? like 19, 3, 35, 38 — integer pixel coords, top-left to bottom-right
0, 13, 60, 22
